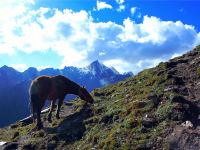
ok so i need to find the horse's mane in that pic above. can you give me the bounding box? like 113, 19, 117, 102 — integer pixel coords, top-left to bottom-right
53, 75, 80, 91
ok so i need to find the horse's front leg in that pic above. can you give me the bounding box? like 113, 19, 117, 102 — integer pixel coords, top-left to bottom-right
48, 100, 56, 123
56, 98, 64, 119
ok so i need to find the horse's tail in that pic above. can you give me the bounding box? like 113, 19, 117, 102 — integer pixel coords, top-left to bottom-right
30, 94, 39, 121
29, 80, 39, 121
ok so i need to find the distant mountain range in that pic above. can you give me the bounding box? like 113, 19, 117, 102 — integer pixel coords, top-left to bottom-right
0, 60, 132, 127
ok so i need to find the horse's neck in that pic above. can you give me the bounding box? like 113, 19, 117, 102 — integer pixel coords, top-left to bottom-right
67, 81, 80, 96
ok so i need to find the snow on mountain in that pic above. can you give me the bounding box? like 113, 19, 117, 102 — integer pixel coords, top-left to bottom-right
85, 60, 124, 80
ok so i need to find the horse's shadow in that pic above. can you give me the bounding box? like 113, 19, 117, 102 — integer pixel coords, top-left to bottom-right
44, 105, 92, 144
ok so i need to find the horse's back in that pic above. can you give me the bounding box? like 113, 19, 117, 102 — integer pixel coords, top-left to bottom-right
51, 75, 68, 92
30, 76, 52, 95
53, 75, 68, 82
29, 75, 76, 98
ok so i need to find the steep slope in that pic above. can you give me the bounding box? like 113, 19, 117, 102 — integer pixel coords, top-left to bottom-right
0, 46, 200, 149
0, 61, 131, 127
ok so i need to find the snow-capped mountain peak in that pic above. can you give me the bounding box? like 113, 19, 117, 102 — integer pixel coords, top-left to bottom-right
87, 60, 118, 76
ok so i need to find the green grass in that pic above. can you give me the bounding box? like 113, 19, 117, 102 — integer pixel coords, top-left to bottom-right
197, 67, 200, 77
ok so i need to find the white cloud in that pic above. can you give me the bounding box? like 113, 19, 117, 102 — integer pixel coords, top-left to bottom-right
97, 16, 198, 73
130, 7, 137, 15
104, 59, 131, 73
99, 50, 106, 56
11, 64, 29, 72
104, 58, 166, 73
96, 0, 112, 11
37, 65, 52, 71
136, 58, 164, 69
116, 0, 125, 4
195, 32, 200, 45
0, 2, 200, 74
137, 13, 142, 18
117, 5, 125, 12
118, 16, 197, 45
171, 53, 182, 59
11, 64, 53, 72
116, 0, 125, 12
0, 0, 35, 55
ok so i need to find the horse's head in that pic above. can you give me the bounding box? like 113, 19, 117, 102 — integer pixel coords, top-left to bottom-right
79, 86, 94, 104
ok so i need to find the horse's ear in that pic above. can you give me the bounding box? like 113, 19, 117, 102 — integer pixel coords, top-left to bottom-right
82, 86, 85, 89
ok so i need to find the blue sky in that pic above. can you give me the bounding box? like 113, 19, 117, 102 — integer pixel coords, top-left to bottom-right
0, 0, 200, 73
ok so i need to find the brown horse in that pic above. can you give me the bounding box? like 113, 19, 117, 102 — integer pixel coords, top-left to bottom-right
29, 75, 94, 129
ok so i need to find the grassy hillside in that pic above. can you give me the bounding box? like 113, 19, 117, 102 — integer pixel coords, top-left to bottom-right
0, 46, 200, 150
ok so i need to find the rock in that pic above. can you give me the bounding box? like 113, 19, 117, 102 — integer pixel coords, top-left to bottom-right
93, 90, 105, 97
142, 117, 157, 128
12, 131, 19, 139
187, 51, 198, 57
166, 61, 178, 68
112, 115, 119, 121
22, 144, 36, 150
123, 88, 129, 93
171, 95, 198, 111
172, 76, 185, 85
181, 120, 193, 128
3, 142, 18, 150
125, 94, 131, 99
147, 93, 160, 107
135, 101, 147, 109
166, 69, 176, 77
156, 70, 164, 76
140, 126, 148, 133
9, 124, 18, 129
100, 114, 113, 124
177, 58, 189, 64
170, 105, 187, 121
168, 125, 200, 150
147, 93, 157, 100
164, 86, 178, 92
47, 143, 57, 150
171, 95, 187, 103
179, 87, 189, 96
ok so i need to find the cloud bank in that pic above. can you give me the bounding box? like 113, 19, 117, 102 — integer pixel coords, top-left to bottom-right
0, 1, 200, 73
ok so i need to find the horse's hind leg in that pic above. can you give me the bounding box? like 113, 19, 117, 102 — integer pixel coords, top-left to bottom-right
36, 99, 45, 129
48, 100, 56, 123
36, 109, 43, 129
30, 94, 37, 123
56, 98, 64, 119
